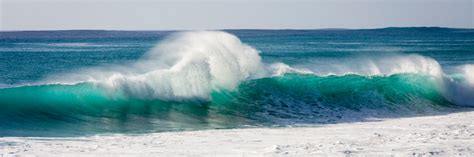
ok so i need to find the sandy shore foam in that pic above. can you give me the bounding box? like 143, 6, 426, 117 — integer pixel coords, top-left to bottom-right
1, 111, 474, 156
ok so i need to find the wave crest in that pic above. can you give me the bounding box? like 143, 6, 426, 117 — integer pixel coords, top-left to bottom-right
47, 31, 265, 101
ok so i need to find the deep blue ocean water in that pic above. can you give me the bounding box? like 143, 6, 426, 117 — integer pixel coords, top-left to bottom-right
0, 28, 473, 136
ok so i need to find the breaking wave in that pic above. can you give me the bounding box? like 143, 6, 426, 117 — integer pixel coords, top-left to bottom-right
0, 31, 472, 136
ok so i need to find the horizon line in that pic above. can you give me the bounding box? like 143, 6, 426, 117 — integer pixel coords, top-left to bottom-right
1, 26, 473, 32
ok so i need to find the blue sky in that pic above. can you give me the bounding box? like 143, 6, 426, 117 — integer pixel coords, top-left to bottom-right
1, 0, 472, 30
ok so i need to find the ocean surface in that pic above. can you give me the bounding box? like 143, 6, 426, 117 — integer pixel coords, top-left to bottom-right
0, 28, 473, 136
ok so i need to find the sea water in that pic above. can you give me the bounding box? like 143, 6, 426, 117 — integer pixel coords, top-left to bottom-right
0, 28, 473, 136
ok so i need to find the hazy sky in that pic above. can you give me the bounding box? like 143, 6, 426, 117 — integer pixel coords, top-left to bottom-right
1, 0, 473, 30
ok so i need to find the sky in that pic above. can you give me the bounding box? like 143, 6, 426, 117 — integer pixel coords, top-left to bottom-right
0, 0, 473, 30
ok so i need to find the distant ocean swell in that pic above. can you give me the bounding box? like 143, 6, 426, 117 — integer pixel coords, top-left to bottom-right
0, 31, 472, 136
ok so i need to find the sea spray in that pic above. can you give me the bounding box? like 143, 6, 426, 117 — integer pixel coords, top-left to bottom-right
440, 64, 474, 107
44, 31, 266, 101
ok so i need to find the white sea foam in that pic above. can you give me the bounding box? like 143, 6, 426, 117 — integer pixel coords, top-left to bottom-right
440, 64, 474, 107
268, 63, 314, 76
462, 64, 474, 85
296, 54, 443, 77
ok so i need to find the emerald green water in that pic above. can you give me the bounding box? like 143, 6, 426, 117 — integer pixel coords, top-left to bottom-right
0, 74, 456, 136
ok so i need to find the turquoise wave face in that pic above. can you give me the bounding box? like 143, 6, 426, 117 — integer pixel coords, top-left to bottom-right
0, 74, 453, 136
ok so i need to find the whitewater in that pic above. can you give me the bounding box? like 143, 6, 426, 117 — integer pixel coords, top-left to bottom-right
0, 29, 473, 136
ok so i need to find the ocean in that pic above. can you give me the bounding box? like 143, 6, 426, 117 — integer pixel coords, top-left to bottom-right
0, 28, 473, 136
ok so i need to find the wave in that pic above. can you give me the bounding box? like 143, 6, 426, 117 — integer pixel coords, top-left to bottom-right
0, 31, 473, 136
0, 74, 457, 136
34, 31, 472, 106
